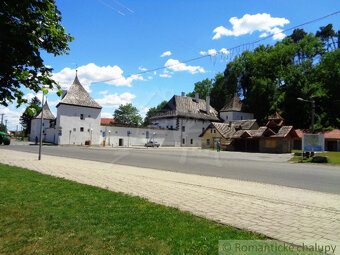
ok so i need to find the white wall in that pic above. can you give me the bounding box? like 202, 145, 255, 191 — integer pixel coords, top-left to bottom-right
56, 104, 101, 145
220, 111, 254, 123
30, 118, 53, 142
99, 125, 181, 147
148, 117, 210, 147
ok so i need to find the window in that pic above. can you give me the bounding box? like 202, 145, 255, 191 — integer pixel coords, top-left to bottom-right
206, 139, 210, 146
80, 114, 84, 120
182, 126, 185, 132
241, 116, 243, 120
170, 125, 173, 129
202, 127, 205, 133
226, 115, 228, 120
88, 115, 91, 118
80, 127, 84, 132
73, 128, 76, 132
182, 138, 185, 144
213, 129, 216, 134
210, 129, 213, 133
190, 139, 193, 145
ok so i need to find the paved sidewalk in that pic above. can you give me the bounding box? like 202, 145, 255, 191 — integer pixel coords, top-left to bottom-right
1, 149, 339, 253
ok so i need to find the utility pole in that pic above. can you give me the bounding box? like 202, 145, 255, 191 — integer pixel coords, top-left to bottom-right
38, 91, 45, 160
0, 113, 4, 124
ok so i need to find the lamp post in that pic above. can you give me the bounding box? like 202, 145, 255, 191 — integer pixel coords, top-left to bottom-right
297, 97, 315, 133
108, 130, 111, 146
38, 90, 45, 160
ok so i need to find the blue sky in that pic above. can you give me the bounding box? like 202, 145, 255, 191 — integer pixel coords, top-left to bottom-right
2, 0, 340, 130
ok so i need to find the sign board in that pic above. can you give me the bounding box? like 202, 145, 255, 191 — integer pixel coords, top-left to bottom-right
58, 131, 62, 136
102, 131, 106, 137
302, 134, 324, 152
127, 130, 131, 136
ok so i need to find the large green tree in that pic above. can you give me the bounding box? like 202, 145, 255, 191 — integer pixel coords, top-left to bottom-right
114, 103, 143, 126
186, 78, 213, 99
143, 101, 167, 126
0, 0, 73, 107
19, 96, 41, 135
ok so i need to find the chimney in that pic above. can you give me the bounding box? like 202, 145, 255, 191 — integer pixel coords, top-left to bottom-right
181, 92, 185, 97
206, 96, 210, 114
195, 93, 199, 103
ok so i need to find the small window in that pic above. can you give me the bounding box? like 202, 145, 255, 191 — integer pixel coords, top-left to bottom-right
170, 125, 173, 129
241, 116, 243, 120
214, 129, 216, 134
182, 138, 185, 144
190, 139, 193, 145
182, 126, 185, 132
80, 114, 84, 120
73, 128, 76, 132
202, 127, 205, 133
206, 139, 210, 146
226, 115, 228, 120
210, 129, 213, 133
80, 127, 84, 132
88, 115, 91, 118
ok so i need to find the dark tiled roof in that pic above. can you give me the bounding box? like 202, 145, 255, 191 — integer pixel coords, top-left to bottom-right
220, 94, 249, 112
34, 101, 55, 120
57, 75, 102, 109
210, 122, 236, 138
272, 126, 296, 138
229, 119, 258, 130
150, 95, 219, 121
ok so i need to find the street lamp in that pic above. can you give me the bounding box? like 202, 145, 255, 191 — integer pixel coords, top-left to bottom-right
297, 97, 315, 133
38, 89, 46, 160
108, 130, 111, 146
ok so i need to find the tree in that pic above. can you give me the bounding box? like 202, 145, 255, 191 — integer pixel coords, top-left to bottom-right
143, 101, 168, 126
0, 124, 6, 133
316, 24, 338, 51
19, 96, 41, 135
186, 78, 213, 99
113, 103, 142, 126
0, 0, 73, 107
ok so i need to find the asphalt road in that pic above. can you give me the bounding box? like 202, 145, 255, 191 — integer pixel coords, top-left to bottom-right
2, 143, 340, 195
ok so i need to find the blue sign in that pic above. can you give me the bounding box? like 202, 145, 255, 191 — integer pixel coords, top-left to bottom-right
58, 131, 62, 136
127, 130, 131, 136
102, 131, 106, 137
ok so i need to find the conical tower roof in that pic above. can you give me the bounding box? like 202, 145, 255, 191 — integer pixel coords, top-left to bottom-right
34, 100, 55, 120
220, 93, 248, 112
56, 75, 102, 109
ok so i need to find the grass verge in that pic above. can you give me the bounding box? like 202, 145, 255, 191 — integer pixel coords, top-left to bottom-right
290, 150, 340, 164
0, 163, 318, 254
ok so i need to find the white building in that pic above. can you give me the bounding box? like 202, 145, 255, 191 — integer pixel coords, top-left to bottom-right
30, 101, 56, 142
55, 74, 102, 145
219, 94, 254, 123
149, 93, 220, 147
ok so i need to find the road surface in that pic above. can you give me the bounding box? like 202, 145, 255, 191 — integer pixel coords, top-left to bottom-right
2, 142, 340, 194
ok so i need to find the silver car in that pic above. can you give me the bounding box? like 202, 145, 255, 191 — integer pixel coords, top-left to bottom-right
145, 141, 160, 147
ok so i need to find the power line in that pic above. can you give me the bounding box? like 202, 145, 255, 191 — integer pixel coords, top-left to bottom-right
92, 10, 340, 84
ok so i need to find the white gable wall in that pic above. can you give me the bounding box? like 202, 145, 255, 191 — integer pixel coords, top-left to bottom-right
30, 118, 53, 142
220, 111, 254, 123
56, 104, 101, 145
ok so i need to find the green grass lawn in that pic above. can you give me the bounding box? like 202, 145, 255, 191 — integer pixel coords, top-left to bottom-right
290, 150, 340, 164
0, 164, 318, 254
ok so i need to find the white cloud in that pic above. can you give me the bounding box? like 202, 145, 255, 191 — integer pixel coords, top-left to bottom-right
101, 112, 113, 118
52, 63, 143, 92
208, 49, 217, 56
200, 51, 207, 55
212, 13, 289, 40
219, 48, 229, 55
99, 90, 108, 95
140, 106, 149, 113
95, 92, 136, 108
0, 106, 24, 131
160, 51, 172, 57
164, 59, 205, 74
138, 66, 147, 71
160, 73, 172, 78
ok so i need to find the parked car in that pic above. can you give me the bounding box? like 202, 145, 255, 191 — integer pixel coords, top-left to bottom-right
145, 141, 160, 147
0, 131, 11, 145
